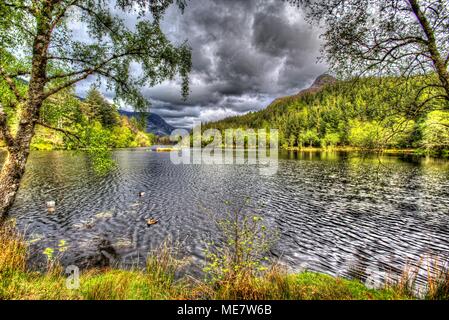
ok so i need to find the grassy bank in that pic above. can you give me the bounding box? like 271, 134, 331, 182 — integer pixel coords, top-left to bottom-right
1, 269, 409, 300
4, 221, 447, 300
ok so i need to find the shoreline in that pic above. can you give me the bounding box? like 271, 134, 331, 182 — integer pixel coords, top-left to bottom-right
0, 223, 415, 300
2, 222, 447, 300
3, 146, 445, 159
283, 147, 418, 154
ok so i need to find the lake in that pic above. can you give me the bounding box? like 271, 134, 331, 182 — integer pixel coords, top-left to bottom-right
3, 149, 449, 287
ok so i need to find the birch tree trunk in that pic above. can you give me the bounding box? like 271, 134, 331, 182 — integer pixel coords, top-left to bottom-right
0, 13, 50, 220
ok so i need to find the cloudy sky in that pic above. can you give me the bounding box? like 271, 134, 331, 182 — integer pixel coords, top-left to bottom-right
75, 0, 327, 129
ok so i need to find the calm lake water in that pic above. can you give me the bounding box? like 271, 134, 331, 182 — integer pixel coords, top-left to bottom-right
2, 149, 449, 286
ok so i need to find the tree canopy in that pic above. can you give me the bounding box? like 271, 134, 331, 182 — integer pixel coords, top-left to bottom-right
203, 76, 449, 153
288, 0, 449, 110
0, 0, 191, 111
0, 0, 192, 218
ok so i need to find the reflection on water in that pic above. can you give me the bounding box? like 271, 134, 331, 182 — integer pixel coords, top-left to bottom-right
2, 149, 449, 286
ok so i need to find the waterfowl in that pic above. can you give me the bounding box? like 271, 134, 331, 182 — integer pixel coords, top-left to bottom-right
46, 201, 56, 213
147, 218, 158, 226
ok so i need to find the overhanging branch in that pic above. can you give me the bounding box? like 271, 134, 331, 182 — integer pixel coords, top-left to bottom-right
44, 50, 148, 99
43, 69, 95, 99
0, 67, 26, 104
36, 121, 83, 145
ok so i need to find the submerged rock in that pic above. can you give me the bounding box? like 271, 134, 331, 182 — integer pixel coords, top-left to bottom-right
113, 237, 133, 249
94, 211, 114, 219
74, 238, 119, 268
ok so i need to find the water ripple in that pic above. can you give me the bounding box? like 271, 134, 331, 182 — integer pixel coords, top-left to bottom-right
4, 149, 449, 285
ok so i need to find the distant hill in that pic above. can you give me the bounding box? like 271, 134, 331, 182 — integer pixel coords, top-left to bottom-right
202, 74, 449, 151
266, 74, 337, 109
204, 73, 338, 130
118, 110, 175, 136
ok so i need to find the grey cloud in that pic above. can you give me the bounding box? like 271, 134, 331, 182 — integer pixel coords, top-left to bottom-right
76, 0, 327, 129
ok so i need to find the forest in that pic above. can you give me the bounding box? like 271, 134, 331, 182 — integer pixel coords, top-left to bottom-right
0, 86, 154, 152
203, 75, 449, 154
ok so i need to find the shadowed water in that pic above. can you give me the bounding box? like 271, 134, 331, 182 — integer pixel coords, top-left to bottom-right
2, 149, 449, 286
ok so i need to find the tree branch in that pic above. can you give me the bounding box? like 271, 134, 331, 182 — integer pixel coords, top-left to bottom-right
43, 69, 95, 99
409, 0, 449, 97
36, 121, 83, 145
46, 67, 98, 81
44, 50, 149, 98
74, 4, 122, 40
8, 70, 30, 78
0, 67, 26, 103
0, 111, 16, 148
51, 0, 80, 29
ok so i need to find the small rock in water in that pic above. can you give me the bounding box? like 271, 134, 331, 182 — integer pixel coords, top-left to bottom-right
113, 237, 133, 249
94, 211, 113, 219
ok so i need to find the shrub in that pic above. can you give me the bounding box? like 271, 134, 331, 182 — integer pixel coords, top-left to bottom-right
321, 132, 341, 149
202, 200, 278, 299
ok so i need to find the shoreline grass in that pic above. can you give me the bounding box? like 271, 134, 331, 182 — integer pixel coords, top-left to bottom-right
3, 222, 448, 300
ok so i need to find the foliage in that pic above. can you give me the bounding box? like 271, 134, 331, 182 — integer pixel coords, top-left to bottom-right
0, 0, 191, 216
203, 200, 278, 296
85, 88, 119, 128
421, 111, 449, 153
24, 88, 155, 173
0, 0, 191, 111
41, 239, 68, 275
0, 220, 27, 274
348, 120, 384, 149
205, 76, 448, 152
321, 132, 341, 149
288, 0, 449, 107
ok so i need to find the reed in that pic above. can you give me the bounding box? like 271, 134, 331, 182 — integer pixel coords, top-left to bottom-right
0, 220, 27, 274
425, 257, 449, 300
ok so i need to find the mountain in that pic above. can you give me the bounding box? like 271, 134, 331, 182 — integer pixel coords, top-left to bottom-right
202, 74, 445, 150
118, 110, 175, 136
267, 74, 337, 109
203, 73, 338, 130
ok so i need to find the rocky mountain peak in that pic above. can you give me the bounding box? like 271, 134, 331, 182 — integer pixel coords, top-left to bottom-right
310, 74, 337, 89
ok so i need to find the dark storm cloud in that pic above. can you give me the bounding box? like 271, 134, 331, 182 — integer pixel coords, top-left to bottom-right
75, 0, 327, 128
